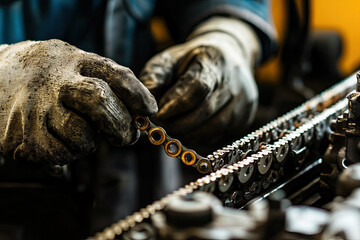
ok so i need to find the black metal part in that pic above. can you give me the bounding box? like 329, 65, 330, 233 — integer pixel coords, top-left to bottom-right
321, 73, 360, 198
242, 159, 322, 209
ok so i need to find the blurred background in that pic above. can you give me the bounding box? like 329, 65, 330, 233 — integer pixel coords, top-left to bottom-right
256, 0, 360, 83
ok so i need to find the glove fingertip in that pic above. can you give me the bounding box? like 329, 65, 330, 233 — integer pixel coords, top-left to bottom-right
140, 51, 176, 96
146, 94, 159, 115
106, 128, 140, 147
155, 105, 173, 121
131, 87, 158, 116
139, 72, 161, 96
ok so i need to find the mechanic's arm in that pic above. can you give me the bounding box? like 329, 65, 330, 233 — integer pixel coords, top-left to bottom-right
0, 40, 157, 165
140, 0, 276, 146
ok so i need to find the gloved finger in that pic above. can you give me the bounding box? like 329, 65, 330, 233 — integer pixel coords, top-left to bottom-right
5, 101, 76, 164
1, 106, 23, 157
163, 83, 233, 132
14, 129, 76, 166
167, 79, 258, 147
79, 53, 157, 115
174, 106, 233, 148
139, 51, 176, 97
13, 120, 76, 165
180, 93, 253, 146
156, 46, 224, 120
59, 76, 139, 146
46, 105, 96, 154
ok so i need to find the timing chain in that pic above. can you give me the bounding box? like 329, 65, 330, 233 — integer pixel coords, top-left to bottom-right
90, 74, 356, 240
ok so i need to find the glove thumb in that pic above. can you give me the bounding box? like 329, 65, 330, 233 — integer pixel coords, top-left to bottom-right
139, 51, 176, 97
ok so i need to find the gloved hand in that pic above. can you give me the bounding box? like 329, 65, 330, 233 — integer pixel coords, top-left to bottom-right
0, 39, 157, 165
140, 17, 260, 146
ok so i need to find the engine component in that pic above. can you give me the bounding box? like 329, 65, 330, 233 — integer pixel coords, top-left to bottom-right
321, 72, 360, 197
122, 165, 360, 240
150, 191, 270, 240
134, 115, 211, 173
91, 73, 357, 240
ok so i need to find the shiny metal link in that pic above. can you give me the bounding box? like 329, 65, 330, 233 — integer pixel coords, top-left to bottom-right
91, 74, 356, 240
218, 172, 234, 193
164, 139, 182, 157
274, 140, 289, 163
257, 150, 273, 175
237, 158, 255, 184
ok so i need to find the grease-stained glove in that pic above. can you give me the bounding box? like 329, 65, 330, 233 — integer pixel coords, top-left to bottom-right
0, 39, 157, 165
140, 17, 261, 146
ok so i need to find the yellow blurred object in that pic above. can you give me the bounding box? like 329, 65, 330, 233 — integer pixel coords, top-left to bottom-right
151, 16, 174, 51
256, 0, 360, 83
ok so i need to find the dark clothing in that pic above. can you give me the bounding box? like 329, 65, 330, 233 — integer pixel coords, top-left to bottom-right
0, 0, 275, 67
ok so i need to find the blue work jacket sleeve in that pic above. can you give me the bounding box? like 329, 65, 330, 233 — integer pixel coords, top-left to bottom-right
159, 0, 277, 63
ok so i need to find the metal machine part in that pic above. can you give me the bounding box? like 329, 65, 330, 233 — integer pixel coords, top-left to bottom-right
150, 191, 269, 240
134, 115, 211, 173
122, 165, 360, 240
320, 110, 347, 197
91, 73, 357, 240
321, 174, 360, 240
321, 72, 360, 197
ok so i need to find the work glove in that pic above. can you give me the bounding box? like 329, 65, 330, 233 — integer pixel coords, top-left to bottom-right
0, 40, 157, 165
140, 17, 261, 146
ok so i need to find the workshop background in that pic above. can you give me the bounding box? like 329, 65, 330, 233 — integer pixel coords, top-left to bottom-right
151, 0, 360, 84
256, 0, 360, 83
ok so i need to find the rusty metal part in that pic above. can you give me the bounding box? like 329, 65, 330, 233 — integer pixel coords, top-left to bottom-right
148, 127, 166, 145
134, 115, 211, 173
197, 158, 212, 174
134, 115, 150, 131
90, 74, 357, 240
181, 150, 197, 165
164, 139, 182, 157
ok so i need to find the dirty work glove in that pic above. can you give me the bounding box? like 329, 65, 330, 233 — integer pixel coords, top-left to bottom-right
140, 17, 260, 146
0, 40, 157, 165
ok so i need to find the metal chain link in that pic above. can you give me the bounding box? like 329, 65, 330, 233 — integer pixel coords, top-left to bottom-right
90, 74, 356, 240
133, 115, 211, 173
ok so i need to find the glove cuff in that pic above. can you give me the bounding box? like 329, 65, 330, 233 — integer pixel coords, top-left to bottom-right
187, 16, 261, 67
